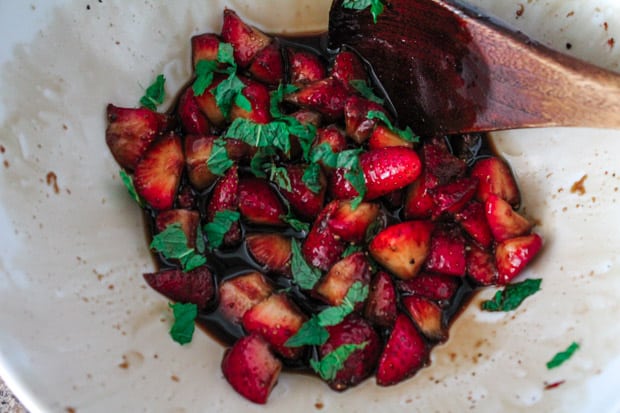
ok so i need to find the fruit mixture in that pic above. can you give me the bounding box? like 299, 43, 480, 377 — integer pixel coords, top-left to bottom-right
105, 9, 543, 405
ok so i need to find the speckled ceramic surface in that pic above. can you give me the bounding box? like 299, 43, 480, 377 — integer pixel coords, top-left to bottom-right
1, 1, 620, 412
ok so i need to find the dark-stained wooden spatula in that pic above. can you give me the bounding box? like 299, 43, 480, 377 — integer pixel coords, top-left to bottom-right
328, 0, 620, 135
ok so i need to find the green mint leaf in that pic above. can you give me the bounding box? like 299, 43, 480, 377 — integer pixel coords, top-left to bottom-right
207, 138, 234, 176
169, 302, 197, 345
225, 118, 291, 154
270, 164, 292, 192
150, 223, 206, 271
119, 170, 144, 207
217, 42, 236, 67
270, 83, 299, 118
481, 279, 542, 312
291, 238, 322, 290
139, 74, 166, 111
249, 146, 276, 178
281, 211, 310, 233
284, 316, 329, 347
367, 110, 418, 143
310, 143, 339, 168
342, 243, 363, 258
192, 60, 217, 96
342, 0, 385, 23
212, 72, 246, 118
284, 117, 317, 161
546, 342, 580, 369
318, 281, 368, 326
310, 342, 368, 381
349, 79, 384, 104
204, 209, 240, 249
195, 225, 206, 254
302, 163, 323, 194
234, 92, 252, 112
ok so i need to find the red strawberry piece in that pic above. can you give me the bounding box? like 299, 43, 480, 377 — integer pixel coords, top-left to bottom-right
315, 125, 347, 155
471, 156, 520, 207
133, 133, 184, 211
248, 41, 284, 85
105, 104, 169, 171
402, 295, 446, 341
242, 293, 307, 359
302, 201, 347, 271
466, 242, 498, 286
423, 140, 467, 188
369, 220, 434, 280
230, 77, 272, 124
177, 87, 210, 135
288, 47, 327, 84
397, 272, 460, 303
319, 315, 381, 390
246, 233, 292, 276
403, 172, 434, 219
221, 9, 271, 68
424, 225, 467, 277
330, 146, 423, 201
218, 271, 273, 323
278, 164, 326, 219
376, 313, 428, 386
485, 194, 533, 242
314, 252, 372, 307
331, 50, 367, 88
221, 333, 282, 405
455, 201, 493, 248
496, 233, 543, 284
344, 95, 387, 144
143, 265, 214, 310
284, 77, 350, 121
184, 135, 217, 190
155, 209, 201, 249
191, 33, 220, 69
206, 165, 241, 246
431, 176, 479, 218
327, 200, 380, 243
368, 125, 415, 150
283, 110, 323, 161
238, 177, 287, 226
364, 271, 398, 328
194, 74, 227, 127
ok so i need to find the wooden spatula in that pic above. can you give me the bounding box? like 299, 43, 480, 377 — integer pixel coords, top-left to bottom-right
328, 0, 620, 135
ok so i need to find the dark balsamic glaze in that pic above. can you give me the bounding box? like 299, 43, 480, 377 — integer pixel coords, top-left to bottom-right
149, 33, 497, 376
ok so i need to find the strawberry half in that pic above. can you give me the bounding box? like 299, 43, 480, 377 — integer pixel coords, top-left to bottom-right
430, 176, 478, 218
248, 41, 284, 86
194, 74, 227, 127
455, 200, 493, 248
327, 200, 381, 243
284, 77, 350, 121
485, 194, 533, 242
344, 95, 386, 144
155, 209, 200, 249
230, 77, 272, 124
221, 333, 282, 404
402, 295, 446, 341
143, 265, 214, 310
471, 156, 520, 207
314, 252, 372, 307
133, 133, 184, 211
397, 272, 460, 303
287, 48, 327, 84
331, 50, 367, 88
177, 87, 210, 135
376, 313, 428, 386
238, 177, 287, 226
369, 220, 434, 280
217, 271, 273, 323
364, 271, 398, 328
278, 164, 326, 219
466, 242, 498, 286
105, 104, 169, 171
246, 233, 292, 276
496, 233, 543, 284
191, 33, 220, 69
315, 125, 347, 160
368, 125, 415, 150
403, 172, 434, 219
206, 165, 241, 246
221, 9, 271, 68
184, 134, 217, 191
302, 201, 347, 271
424, 225, 466, 277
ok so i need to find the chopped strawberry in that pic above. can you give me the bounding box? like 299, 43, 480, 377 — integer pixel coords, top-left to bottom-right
143, 265, 214, 310
191, 33, 220, 69
184, 135, 217, 190
496, 233, 543, 284
455, 201, 493, 248
194, 74, 227, 127
424, 225, 466, 277
397, 272, 460, 302
238, 177, 287, 226
105, 104, 169, 171
315, 125, 347, 160
423, 139, 467, 188
284, 77, 350, 121
466, 242, 498, 286
155, 209, 201, 249
242, 293, 307, 359
430, 176, 479, 218
344, 95, 387, 144
471, 156, 520, 207
230, 77, 272, 124
133, 133, 184, 211
369, 220, 434, 280
327, 200, 380, 243
314, 252, 372, 307
402, 295, 446, 341
278, 164, 326, 219
319, 315, 381, 390
221, 9, 271, 68
288, 48, 327, 84
206, 165, 241, 246
364, 271, 398, 328
331, 50, 367, 88
485, 194, 533, 242
376, 313, 428, 386
302, 201, 347, 271
368, 125, 415, 150
248, 41, 284, 85
246, 233, 292, 276
221, 333, 282, 404
217, 271, 273, 323
403, 172, 434, 219
177, 87, 210, 135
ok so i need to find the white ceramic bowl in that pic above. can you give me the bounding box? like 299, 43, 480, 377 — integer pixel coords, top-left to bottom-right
1, 1, 620, 412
